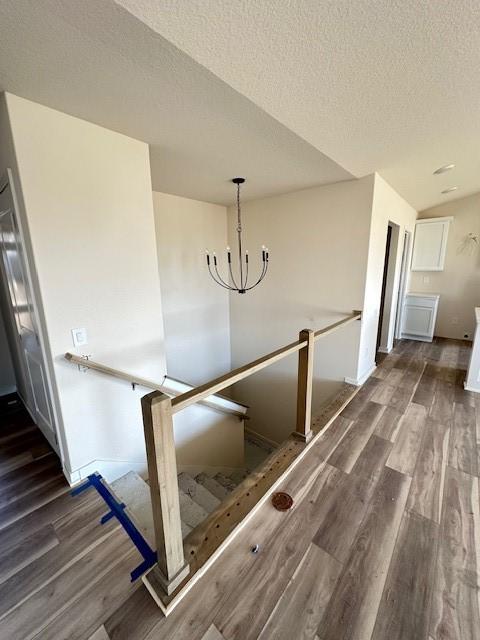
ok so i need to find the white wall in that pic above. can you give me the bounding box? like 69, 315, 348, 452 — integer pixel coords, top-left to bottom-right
4, 93, 167, 480
227, 177, 374, 443
0, 304, 16, 396
152, 191, 231, 384
409, 192, 480, 340
357, 174, 417, 377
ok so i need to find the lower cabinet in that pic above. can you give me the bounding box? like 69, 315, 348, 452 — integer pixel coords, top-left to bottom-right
401, 293, 440, 342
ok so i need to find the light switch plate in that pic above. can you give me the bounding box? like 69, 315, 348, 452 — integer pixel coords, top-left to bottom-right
71, 327, 88, 347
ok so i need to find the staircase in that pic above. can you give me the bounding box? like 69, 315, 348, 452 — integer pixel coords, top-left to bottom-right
107, 436, 275, 552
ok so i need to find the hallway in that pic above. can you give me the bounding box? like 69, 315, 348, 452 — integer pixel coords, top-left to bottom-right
0, 338, 478, 640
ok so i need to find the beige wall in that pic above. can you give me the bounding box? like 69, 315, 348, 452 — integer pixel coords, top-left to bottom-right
358, 174, 417, 372
4, 93, 167, 481
227, 177, 374, 443
153, 191, 231, 384
410, 192, 480, 339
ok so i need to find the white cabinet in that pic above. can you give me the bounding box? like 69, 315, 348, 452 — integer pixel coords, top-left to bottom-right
401, 293, 440, 342
411, 217, 452, 271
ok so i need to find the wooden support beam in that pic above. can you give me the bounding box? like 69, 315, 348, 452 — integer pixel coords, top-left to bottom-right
295, 329, 315, 442
141, 391, 189, 595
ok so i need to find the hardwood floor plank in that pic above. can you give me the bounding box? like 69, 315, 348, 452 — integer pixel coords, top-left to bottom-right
0, 453, 57, 493
371, 511, 438, 640
257, 543, 342, 640
407, 418, 450, 523
370, 383, 396, 405
312, 468, 376, 563
429, 468, 480, 640
0, 451, 33, 478
88, 625, 111, 640
0, 498, 117, 619
386, 403, 427, 476
389, 386, 415, 414
31, 546, 139, 640
317, 467, 411, 640
104, 585, 160, 640
351, 434, 393, 481
0, 485, 92, 553
374, 406, 404, 442
328, 401, 384, 473
121, 448, 335, 640
0, 523, 59, 585
0, 464, 63, 509
0, 474, 69, 531
448, 402, 478, 477
214, 466, 340, 640
340, 378, 380, 421
0, 424, 37, 446
430, 381, 455, 425
0, 340, 475, 640
0, 530, 134, 639
384, 369, 404, 387
314, 415, 353, 461
201, 624, 226, 640
412, 370, 437, 410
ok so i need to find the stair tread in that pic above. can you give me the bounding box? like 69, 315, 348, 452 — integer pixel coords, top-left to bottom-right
229, 469, 249, 485
178, 489, 209, 528
110, 471, 155, 547
109, 471, 195, 544
177, 473, 221, 513
195, 473, 230, 500
214, 473, 237, 492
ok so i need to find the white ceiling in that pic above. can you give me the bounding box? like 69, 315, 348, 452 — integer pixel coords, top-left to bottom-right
1, 1, 479, 210
0, 0, 351, 206
115, 0, 480, 211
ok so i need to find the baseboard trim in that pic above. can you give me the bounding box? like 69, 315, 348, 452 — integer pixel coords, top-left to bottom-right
345, 364, 377, 387
245, 427, 280, 450
400, 333, 433, 342
377, 345, 392, 354
65, 458, 148, 486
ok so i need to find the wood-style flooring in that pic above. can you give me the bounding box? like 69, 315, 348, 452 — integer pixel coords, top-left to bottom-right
0, 338, 479, 640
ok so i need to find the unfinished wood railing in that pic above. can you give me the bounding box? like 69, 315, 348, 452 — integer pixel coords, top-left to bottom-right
64, 353, 247, 418
142, 310, 361, 609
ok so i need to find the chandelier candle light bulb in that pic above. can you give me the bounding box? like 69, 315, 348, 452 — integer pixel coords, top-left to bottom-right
205, 178, 269, 293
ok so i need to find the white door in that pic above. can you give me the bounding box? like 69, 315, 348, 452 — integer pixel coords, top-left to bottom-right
0, 173, 58, 451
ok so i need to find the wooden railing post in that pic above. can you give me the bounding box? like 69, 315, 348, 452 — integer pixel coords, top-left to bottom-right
141, 391, 189, 595
295, 329, 315, 442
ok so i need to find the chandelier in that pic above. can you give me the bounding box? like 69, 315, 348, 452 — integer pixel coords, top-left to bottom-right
206, 178, 269, 294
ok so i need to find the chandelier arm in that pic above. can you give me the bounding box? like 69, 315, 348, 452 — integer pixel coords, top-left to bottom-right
208, 263, 236, 290
216, 263, 237, 290
227, 261, 240, 290
244, 260, 268, 291
243, 259, 249, 289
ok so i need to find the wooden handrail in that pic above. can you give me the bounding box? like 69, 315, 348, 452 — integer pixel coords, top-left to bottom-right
140, 308, 361, 604
171, 311, 361, 414
64, 353, 247, 418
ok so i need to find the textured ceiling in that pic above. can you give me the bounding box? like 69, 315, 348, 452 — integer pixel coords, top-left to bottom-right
0, 0, 351, 205
115, 0, 480, 211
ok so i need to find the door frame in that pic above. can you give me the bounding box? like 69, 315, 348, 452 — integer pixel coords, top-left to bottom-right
394, 230, 412, 340
0, 169, 61, 455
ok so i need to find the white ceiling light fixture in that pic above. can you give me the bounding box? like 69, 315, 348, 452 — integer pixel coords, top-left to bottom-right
433, 163, 455, 175
441, 186, 458, 194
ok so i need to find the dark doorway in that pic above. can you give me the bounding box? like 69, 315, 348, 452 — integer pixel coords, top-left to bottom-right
376, 225, 393, 354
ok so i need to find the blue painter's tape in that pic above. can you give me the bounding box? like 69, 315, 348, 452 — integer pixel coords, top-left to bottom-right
71, 472, 157, 581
